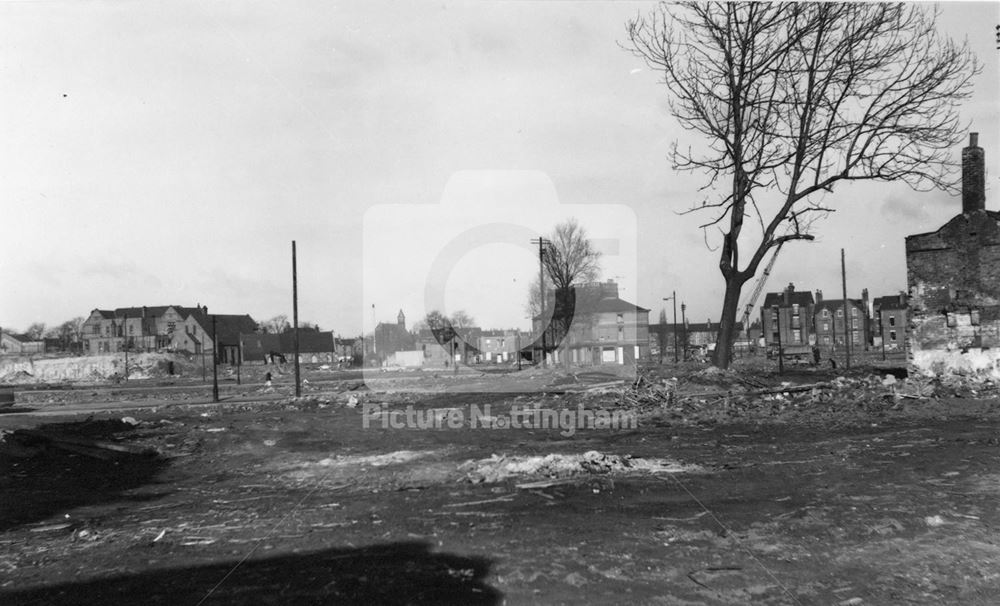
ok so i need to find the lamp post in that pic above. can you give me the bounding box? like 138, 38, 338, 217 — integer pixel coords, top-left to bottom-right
663, 293, 677, 363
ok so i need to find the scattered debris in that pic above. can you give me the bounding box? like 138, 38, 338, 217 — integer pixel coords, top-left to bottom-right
460, 451, 699, 484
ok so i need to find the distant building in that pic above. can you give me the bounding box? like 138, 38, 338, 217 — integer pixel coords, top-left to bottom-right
241, 330, 338, 365
905, 133, 1000, 377
81, 305, 256, 361
0, 332, 44, 355
372, 310, 416, 363
812, 289, 871, 351
761, 283, 815, 353
873, 294, 908, 351
476, 330, 524, 364
534, 280, 650, 366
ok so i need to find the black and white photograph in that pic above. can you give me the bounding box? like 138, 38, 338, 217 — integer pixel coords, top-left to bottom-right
1, 1, 999, 604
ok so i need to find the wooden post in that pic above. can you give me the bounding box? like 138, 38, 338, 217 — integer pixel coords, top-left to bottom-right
776, 309, 784, 374
212, 314, 219, 403
841, 248, 851, 370
292, 241, 301, 398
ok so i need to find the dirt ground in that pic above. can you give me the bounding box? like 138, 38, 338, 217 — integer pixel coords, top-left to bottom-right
2, 361, 999, 605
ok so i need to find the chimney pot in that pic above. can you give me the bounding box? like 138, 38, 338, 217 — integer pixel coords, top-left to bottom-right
971, 132, 978, 147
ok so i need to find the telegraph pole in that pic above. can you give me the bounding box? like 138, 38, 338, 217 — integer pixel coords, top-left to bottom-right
122, 312, 128, 382
292, 240, 301, 398
532, 237, 549, 367
841, 248, 851, 370
211, 314, 219, 402
681, 302, 687, 361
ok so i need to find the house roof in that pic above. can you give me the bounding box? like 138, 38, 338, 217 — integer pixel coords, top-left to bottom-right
873, 295, 907, 310
762, 291, 815, 308
187, 312, 258, 343
114, 306, 178, 319
2, 332, 34, 343
93, 309, 116, 319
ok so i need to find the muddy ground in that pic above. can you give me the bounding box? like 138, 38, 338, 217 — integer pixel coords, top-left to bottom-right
1, 363, 999, 605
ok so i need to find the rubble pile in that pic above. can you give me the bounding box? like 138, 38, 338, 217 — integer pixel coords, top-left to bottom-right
604, 368, 1000, 427
459, 450, 696, 484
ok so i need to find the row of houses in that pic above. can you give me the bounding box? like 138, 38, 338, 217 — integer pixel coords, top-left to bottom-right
754, 132, 999, 379
759, 285, 909, 355
368, 281, 653, 369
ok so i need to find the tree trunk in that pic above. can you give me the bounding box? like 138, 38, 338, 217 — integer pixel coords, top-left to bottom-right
712, 275, 746, 369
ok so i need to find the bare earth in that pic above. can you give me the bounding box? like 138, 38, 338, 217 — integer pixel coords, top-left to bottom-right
1, 363, 998, 605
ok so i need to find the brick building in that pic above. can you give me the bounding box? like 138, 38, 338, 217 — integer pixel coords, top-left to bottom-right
761, 283, 815, 354
873, 294, 908, 352
533, 280, 650, 366
905, 133, 1000, 377
812, 289, 871, 351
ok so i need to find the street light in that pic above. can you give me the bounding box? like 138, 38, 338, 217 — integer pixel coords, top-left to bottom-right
663, 292, 678, 363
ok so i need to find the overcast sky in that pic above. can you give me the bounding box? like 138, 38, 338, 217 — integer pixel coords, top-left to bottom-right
1, 1, 997, 336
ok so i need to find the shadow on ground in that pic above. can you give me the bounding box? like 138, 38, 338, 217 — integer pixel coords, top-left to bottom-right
1, 541, 501, 605
0, 419, 169, 531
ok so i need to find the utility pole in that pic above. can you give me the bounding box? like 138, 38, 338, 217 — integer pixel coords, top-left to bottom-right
292, 240, 301, 398
122, 312, 128, 383
663, 292, 678, 363
841, 248, 851, 370
532, 237, 549, 367
776, 310, 784, 374
211, 314, 219, 403
681, 302, 687, 361
516, 331, 522, 370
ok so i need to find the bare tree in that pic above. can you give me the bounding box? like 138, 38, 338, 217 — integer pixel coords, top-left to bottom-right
542, 219, 601, 293
449, 310, 475, 330
24, 322, 46, 340
529, 219, 602, 359
626, 2, 978, 368
261, 315, 290, 334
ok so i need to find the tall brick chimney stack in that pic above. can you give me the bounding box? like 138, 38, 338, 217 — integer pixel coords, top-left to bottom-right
963, 132, 985, 214
815, 289, 823, 303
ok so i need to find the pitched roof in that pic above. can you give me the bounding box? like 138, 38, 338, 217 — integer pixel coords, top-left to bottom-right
762, 291, 814, 307
187, 311, 258, 343
873, 294, 907, 310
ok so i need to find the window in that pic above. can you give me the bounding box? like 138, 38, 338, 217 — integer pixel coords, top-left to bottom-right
889, 330, 897, 342
851, 308, 858, 317
852, 332, 859, 344
792, 304, 800, 315
791, 329, 801, 343
852, 319, 859, 329
822, 322, 829, 331
772, 332, 779, 342
616, 314, 624, 324
618, 326, 624, 340
167, 322, 176, 333
92, 325, 100, 335
822, 309, 830, 318
129, 325, 134, 335
836, 309, 843, 318
888, 316, 896, 327
823, 336, 831, 344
